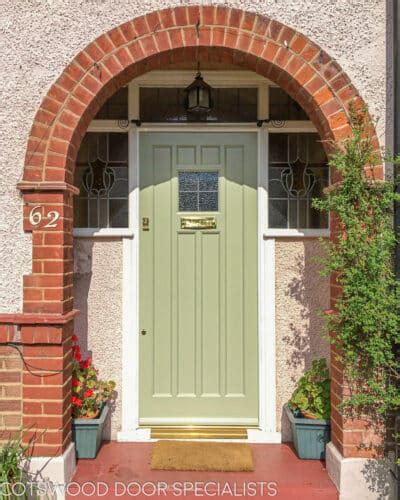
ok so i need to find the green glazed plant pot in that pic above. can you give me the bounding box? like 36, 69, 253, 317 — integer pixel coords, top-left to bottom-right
284, 404, 330, 460
72, 404, 109, 459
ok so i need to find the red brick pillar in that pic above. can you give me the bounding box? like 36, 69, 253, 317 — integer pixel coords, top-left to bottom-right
16, 183, 78, 457
330, 353, 382, 458
22, 188, 75, 315
328, 213, 382, 459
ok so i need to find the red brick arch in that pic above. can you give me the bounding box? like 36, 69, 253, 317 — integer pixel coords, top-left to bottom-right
1, 5, 379, 459
21, 4, 376, 187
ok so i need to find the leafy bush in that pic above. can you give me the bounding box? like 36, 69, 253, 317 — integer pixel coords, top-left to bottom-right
71, 336, 116, 419
312, 108, 400, 424
288, 358, 331, 420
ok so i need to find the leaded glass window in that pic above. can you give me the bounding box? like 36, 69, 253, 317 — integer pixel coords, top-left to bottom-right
179, 172, 219, 211
268, 133, 329, 229
74, 133, 129, 228
94, 87, 128, 120
140, 88, 258, 123
269, 87, 309, 121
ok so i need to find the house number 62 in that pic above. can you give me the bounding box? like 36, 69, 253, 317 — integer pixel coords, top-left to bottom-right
29, 205, 60, 228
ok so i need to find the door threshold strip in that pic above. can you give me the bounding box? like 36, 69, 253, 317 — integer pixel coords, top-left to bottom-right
150, 426, 248, 440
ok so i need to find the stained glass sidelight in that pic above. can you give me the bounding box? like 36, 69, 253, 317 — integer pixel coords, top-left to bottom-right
74, 133, 129, 228
268, 133, 329, 229
179, 172, 219, 211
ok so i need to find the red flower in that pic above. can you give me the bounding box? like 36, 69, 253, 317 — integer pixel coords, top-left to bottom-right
71, 335, 78, 342
72, 379, 81, 387
71, 396, 83, 407
79, 356, 92, 369
72, 345, 82, 362
84, 389, 94, 398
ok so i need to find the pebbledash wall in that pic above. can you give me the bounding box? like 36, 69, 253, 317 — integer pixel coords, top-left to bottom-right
0, 0, 390, 492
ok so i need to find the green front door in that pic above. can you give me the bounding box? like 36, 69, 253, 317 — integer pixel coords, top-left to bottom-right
139, 132, 258, 425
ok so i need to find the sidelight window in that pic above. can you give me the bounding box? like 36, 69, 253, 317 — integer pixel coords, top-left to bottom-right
74, 132, 129, 228
268, 133, 329, 230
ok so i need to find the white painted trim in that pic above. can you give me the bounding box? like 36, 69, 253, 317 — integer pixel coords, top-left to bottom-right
118, 428, 151, 441
133, 70, 271, 86
263, 238, 277, 434
87, 120, 129, 132
73, 228, 134, 238
247, 429, 281, 443
120, 122, 140, 435
129, 80, 139, 120
266, 122, 317, 132
118, 430, 281, 443
88, 121, 316, 133
118, 427, 282, 444
258, 82, 269, 120
137, 124, 259, 132
257, 128, 277, 436
264, 229, 330, 238
121, 236, 138, 433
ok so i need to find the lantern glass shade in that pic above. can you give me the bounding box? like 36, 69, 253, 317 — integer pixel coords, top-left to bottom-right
185, 73, 213, 113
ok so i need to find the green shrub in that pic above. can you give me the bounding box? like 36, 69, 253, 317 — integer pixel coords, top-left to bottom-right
288, 358, 331, 420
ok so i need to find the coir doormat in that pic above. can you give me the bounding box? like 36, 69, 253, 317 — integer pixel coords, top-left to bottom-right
150, 440, 254, 472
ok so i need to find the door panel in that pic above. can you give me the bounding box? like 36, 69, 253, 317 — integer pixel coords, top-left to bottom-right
139, 132, 258, 425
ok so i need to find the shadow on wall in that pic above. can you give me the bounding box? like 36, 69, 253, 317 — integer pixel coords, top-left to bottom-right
283, 243, 328, 370
361, 455, 396, 500
73, 239, 93, 354
276, 238, 330, 440
73, 239, 117, 441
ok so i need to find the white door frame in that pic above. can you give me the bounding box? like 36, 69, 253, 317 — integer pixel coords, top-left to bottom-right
118, 124, 280, 442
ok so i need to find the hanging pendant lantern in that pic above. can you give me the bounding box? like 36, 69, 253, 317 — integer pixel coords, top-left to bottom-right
185, 71, 213, 114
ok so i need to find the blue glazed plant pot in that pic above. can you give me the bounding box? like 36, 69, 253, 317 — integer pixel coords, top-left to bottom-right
284, 404, 330, 460
72, 404, 109, 459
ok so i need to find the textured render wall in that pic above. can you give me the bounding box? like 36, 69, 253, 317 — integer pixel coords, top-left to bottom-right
0, 0, 389, 312
73, 239, 123, 439
275, 239, 330, 441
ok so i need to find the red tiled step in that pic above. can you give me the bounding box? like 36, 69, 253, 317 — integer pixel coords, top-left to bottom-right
68, 442, 338, 499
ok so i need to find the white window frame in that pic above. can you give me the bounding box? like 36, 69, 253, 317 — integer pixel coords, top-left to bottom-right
73, 120, 133, 238
73, 70, 329, 239
265, 127, 331, 238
